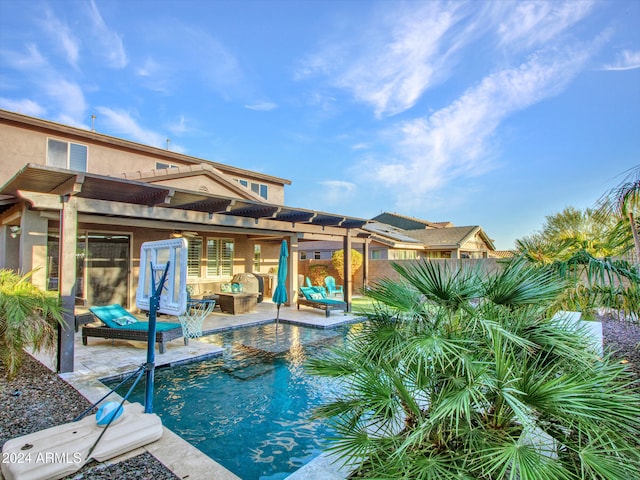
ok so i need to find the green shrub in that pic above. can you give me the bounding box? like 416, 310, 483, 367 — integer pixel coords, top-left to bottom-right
309, 259, 640, 479
0, 269, 63, 379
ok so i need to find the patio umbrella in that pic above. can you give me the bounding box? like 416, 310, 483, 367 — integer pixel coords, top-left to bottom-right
272, 239, 288, 331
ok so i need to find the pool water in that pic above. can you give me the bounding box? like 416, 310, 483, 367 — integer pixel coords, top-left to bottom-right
105, 322, 360, 480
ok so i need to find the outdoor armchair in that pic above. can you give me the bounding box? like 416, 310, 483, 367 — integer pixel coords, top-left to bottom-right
324, 276, 344, 298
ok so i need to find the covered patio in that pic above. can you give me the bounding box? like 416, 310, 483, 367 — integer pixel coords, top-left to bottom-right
1, 163, 370, 373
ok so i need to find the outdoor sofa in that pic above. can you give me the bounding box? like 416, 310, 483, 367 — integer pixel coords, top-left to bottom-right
297, 286, 347, 317
80, 304, 187, 354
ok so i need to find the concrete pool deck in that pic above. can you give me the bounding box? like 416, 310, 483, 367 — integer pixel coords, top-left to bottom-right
31, 300, 362, 480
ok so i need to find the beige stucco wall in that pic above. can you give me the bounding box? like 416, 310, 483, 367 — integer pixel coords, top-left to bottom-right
0, 118, 287, 204
0, 123, 48, 185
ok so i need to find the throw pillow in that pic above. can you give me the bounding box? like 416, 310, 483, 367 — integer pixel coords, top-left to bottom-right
113, 316, 137, 326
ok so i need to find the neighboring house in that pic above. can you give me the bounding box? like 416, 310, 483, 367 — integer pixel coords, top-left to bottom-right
0, 109, 368, 372
370, 212, 453, 230
404, 226, 495, 259
299, 212, 496, 261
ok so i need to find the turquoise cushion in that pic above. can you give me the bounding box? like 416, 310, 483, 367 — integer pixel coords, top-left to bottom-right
89, 304, 180, 330
313, 298, 345, 306
108, 321, 182, 332
300, 287, 315, 300
310, 286, 327, 298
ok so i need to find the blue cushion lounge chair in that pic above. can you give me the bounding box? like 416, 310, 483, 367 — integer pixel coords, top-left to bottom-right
297, 286, 346, 317
324, 276, 344, 298
81, 304, 187, 354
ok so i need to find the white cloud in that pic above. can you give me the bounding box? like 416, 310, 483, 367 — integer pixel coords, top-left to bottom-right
43, 79, 86, 122
497, 0, 595, 50
318, 180, 357, 206
365, 44, 594, 207
0, 98, 46, 117
602, 49, 640, 71
1, 44, 47, 70
132, 22, 245, 97
86, 0, 127, 69
168, 115, 189, 135
95, 107, 166, 147
244, 101, 277, 111
0, 41, 87, 124
134, 57, 171, 93
297, 2, 472, 117
42, 6, 80, 67
297, 1, 598, 119
135, 57, 159, 78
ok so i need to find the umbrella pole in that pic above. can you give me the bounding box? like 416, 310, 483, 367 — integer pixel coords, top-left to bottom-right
275, 304, 280, 331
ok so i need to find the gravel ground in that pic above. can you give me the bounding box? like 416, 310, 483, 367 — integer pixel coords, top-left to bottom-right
0, 356, 178, 480
1, 314, 638, 479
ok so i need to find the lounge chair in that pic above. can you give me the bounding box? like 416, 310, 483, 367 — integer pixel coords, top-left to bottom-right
324, 276, 344, 298
81, 304, 187, 354
297, 286, 346, 317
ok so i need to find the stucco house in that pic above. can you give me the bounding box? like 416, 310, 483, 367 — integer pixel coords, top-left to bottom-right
299, 212, 496, 263
0, 109, 368, 372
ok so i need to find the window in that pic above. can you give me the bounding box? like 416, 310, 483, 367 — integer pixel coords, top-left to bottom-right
425, 251, 451, 259
187, 238, 203, 277
313, 251, 321, 260
253, 244, 261, 272
47, 139, 87, 171
206, 238, 234, 277
389, 250, 418, 260
370, 249, 383, 260
237, 178, 268, 200
156, 162, 179, 170
250, 182, 268, 199
300, 251, 307, 260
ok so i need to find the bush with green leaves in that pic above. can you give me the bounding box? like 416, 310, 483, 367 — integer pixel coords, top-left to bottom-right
309, 259, 640, 479
0, 269, 63, 379
331, 248, 363, 282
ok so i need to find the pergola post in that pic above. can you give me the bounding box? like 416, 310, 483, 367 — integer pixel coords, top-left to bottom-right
57, 195, 77, 373
362, 238, 369, 293
288, 234, 298, 306
343, 231, 352, 312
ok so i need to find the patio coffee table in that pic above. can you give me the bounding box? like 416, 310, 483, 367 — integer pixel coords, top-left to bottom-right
216, 292, 259, 314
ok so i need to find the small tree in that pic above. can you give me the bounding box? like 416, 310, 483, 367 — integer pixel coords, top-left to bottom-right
308, 264, 330, 286
597, 166, 640, 261
0, 270, 64, 379
331, 249, 363, 281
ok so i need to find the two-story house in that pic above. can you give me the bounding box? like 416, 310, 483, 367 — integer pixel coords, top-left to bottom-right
0, 109, 368, 371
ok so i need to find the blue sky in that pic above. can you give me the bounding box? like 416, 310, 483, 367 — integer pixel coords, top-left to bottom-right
1, 0, 638, 250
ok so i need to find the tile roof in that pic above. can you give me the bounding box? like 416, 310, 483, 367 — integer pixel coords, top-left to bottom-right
405, 226, 482, 247
371, 212, 452, 230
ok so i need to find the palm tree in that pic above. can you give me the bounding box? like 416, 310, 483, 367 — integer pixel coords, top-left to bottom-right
309, 259, 640, 479
597, 166, 640, 262
516, 205, 639, 317
0, 269, 64, 379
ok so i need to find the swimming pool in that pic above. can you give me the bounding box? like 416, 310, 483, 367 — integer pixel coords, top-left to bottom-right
105, 322, 360, 479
